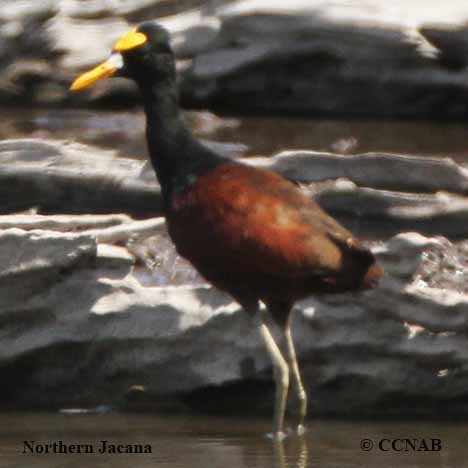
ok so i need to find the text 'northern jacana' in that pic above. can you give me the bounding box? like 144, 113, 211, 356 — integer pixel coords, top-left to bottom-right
70, 22, 383, 439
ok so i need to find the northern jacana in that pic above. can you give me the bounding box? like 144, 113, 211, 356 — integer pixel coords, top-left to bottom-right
71, 22, 383, 439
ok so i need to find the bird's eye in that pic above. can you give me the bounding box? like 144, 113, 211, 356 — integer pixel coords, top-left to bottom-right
156, 32, 167, 42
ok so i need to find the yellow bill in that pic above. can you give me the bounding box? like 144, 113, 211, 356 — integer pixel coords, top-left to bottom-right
70, 29, 148, 91
70, 53, 123, 91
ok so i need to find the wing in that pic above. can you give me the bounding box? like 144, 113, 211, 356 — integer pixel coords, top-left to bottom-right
167, 162, 373, 281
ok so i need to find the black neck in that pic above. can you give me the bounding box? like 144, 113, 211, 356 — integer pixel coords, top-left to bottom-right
140, 82, 188, 185
139, 81, 223, 207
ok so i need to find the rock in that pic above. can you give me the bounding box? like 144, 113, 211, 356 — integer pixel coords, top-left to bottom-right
0, 228, 96, 308
0, 1, 59, 106
0, 213, 132, 231
0, 138, 244, 217
0, 213, 166, 244
0, 0, 220, 107
420, 24, 468, 70
0, 139, 162, 216
2, 0, 468, 117
313, 185, 468, 239
178, 2, 444, 117
97, 243, 135, 269
48, 16, 130, 70
248, 151, 468, 194
0, 223, 467, 416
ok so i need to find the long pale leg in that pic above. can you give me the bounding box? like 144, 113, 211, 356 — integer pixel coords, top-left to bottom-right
257, 310, 289, 438
284, 314, 307, 433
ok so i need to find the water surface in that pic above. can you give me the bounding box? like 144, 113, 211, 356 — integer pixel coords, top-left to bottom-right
1, 412, 465, 468
2, 109, 468, 164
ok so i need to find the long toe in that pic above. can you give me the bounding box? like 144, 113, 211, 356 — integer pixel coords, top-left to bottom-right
267, 430, 288, 441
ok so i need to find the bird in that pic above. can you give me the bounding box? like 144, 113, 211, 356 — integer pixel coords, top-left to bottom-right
70, 22, 383, 439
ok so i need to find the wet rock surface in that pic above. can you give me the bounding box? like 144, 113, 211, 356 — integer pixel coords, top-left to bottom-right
2, 0, 468, 117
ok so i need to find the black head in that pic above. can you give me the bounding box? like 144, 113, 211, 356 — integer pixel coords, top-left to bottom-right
135, 22, 172, 52
120, 22, 175, 85
70, 22, 175, 91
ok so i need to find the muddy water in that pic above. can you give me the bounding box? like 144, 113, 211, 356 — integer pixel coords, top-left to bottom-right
3, 109, 468, 164
1, 412, 466, 468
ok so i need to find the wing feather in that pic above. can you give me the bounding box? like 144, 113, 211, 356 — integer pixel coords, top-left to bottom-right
168, 163, 365, 280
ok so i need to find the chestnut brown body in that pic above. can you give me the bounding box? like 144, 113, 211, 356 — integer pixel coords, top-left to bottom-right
167, 162, 382, 308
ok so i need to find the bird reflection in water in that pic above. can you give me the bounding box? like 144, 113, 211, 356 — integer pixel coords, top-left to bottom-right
273, 433, 308, 468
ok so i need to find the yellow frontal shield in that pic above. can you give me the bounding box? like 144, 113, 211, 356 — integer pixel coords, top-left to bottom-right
113, 29, 147, 52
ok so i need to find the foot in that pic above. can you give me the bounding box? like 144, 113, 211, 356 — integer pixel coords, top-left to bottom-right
297, 424, 306, 436
266, 430, 288, 441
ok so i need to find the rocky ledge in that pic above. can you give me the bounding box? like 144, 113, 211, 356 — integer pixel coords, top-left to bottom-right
1, 137, 467, 416
2, 0, 468, 117
1, 139, 467, 239
0, 219, 467, 416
